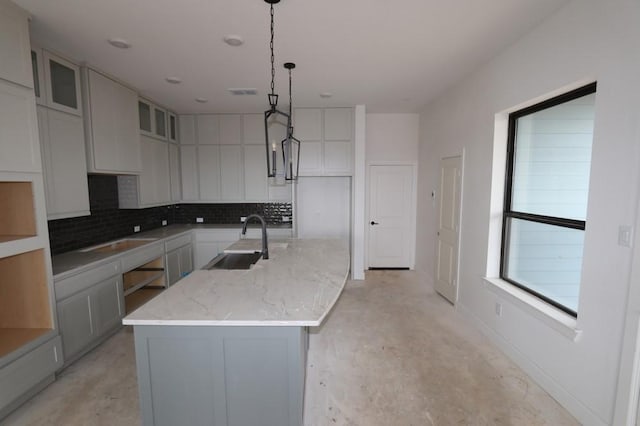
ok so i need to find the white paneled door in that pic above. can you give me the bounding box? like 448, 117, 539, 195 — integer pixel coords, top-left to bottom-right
368, 165, 415, 268
435, 155, 463, 304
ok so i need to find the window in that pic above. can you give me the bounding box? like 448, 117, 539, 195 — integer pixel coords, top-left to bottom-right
501, 83, 596, 317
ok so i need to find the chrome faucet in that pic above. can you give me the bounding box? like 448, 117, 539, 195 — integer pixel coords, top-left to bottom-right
242, 214, 269, 260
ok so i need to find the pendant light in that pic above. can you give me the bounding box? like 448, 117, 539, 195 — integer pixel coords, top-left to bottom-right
281, 62, 300, 181
263, 0, 293, 179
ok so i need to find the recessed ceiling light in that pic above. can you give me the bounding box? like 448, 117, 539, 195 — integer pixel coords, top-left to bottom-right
319, 92, 332, 98
223, 35, 244, 47
107, 38, 131, 49
195, 97, 208, 103
165, 77, 182, 84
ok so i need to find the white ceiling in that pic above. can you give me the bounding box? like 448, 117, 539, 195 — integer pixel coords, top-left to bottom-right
14, 0, 570, 114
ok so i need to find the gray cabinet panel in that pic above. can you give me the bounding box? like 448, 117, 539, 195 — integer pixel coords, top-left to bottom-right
57, 289, 93, 359
165, 249, 181, 286
0, 336, 62, 419
133, 325, 305, 426
92, 277, 123, 336
180, 245, 193, 276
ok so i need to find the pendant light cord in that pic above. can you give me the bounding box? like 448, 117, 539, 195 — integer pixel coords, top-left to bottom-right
270, 4, 275, 97
288, 67, 293, 118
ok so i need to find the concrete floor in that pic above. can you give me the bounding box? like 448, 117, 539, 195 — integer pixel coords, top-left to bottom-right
2, 270, 578, 426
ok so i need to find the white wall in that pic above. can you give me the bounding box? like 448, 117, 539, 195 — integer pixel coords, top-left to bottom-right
366, 113, 419, 163
416, 0, 640, 424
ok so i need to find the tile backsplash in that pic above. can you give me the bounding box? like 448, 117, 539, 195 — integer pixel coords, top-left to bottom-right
47, 175, 292, 255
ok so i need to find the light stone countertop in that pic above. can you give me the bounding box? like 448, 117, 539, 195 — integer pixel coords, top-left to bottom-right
51, 223, 292, 278
123, 238, 350, 327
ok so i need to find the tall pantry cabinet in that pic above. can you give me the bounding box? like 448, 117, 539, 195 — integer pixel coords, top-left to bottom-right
0, 0, 63, 420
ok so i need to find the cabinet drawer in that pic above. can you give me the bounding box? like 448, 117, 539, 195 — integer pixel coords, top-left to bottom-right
120, 243, 164, 271
165, 233, 192, 252
55, 261, 120, 301
0, 336, 62, 413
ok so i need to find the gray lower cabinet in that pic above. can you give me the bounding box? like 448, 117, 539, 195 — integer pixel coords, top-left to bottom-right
0, 336, 63, 419
133, 325, 307, 426
166, 247, 193, 286
56, 274, 123, 365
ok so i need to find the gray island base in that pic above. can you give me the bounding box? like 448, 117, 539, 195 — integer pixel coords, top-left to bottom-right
124, 239, 350, 426
134, 325, 307, 426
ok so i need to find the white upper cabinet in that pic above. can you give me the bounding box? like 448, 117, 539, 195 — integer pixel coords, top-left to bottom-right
179, 115, 196, 145
196, 115, 219, 144
243, 114, 264, 145
324, 108, 352, 141
244, 145, 268, 201
139, 136, 170, 206
138, 98, 167, 140
293, 107, 353, 176
82, 68, 141, 174
219, 114, 242, 145
0, 1, 32, 88
219, 145, 243, 200
168, 143, 181, 202
42, 51, 82, 116
37, 106, 90, 219
180, 145, 198, 201
294, 108, 322, 141
0, 79, 41, 172
197, 145, 220, 200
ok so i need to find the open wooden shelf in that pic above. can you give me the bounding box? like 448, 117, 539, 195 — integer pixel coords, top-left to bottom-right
125, 288, 164, 314
0, 182, 37, 243
0, 249, 53, 358
0, 328, 51, 358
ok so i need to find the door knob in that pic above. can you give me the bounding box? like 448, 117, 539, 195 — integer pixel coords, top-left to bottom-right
370, 221, 379, 225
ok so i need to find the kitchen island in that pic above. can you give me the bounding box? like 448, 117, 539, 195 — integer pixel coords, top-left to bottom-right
123, 238, 350, 426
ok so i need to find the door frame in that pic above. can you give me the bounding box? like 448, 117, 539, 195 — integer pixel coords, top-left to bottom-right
365, 161, 418, 269
435, 152, 465, 304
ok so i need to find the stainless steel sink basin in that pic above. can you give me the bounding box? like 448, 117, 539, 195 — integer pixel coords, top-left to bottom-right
203, 252, 262, 270
80, 238, 157, 254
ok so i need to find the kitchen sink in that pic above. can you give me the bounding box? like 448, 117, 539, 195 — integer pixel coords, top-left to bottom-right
203, 252, 262, 270
80, 238, 158, 254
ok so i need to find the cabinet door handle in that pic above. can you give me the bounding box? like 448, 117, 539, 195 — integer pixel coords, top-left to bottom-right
370, 221, 379, 225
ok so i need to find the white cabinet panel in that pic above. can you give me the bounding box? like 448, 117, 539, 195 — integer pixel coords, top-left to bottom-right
298, 141, 322, 176
198, 145, 221, 200
196, 115, 219, 144
324, 108, 352, 140
38, 107, 90, 219
294, 108, 322, 141
244, 145, 268, 201
0, 2, 32, 88
139, 136, 170, 206
219, 114, 242, 145
0, 80, 41, 172
324, 141, 352, 175
84, 69, 140, 174
220, 145, 243, 200
179, 115, 196, 145
195, 242, 219, 269
169, 143, 181, 202
180, 145, 198, 201
243, 114, 264, 144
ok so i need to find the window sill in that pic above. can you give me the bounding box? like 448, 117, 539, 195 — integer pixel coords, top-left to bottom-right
482, 277, 582, 342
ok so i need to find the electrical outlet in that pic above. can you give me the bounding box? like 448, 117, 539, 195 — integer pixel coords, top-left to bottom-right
495, 302, 502, 317
162, 220, 167, 226
196, 217, 204, 223
133, 225, 140, 233
282, 216, 290, 222
240, 216, 247, 222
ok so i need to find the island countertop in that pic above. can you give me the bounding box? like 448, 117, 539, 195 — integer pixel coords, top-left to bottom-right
122, 238, 350, 327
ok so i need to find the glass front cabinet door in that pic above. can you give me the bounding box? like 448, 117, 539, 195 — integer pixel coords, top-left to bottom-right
42, 50, 82, 116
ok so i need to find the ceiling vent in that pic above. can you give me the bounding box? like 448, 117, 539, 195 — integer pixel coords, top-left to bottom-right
228, 88, 258, 95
